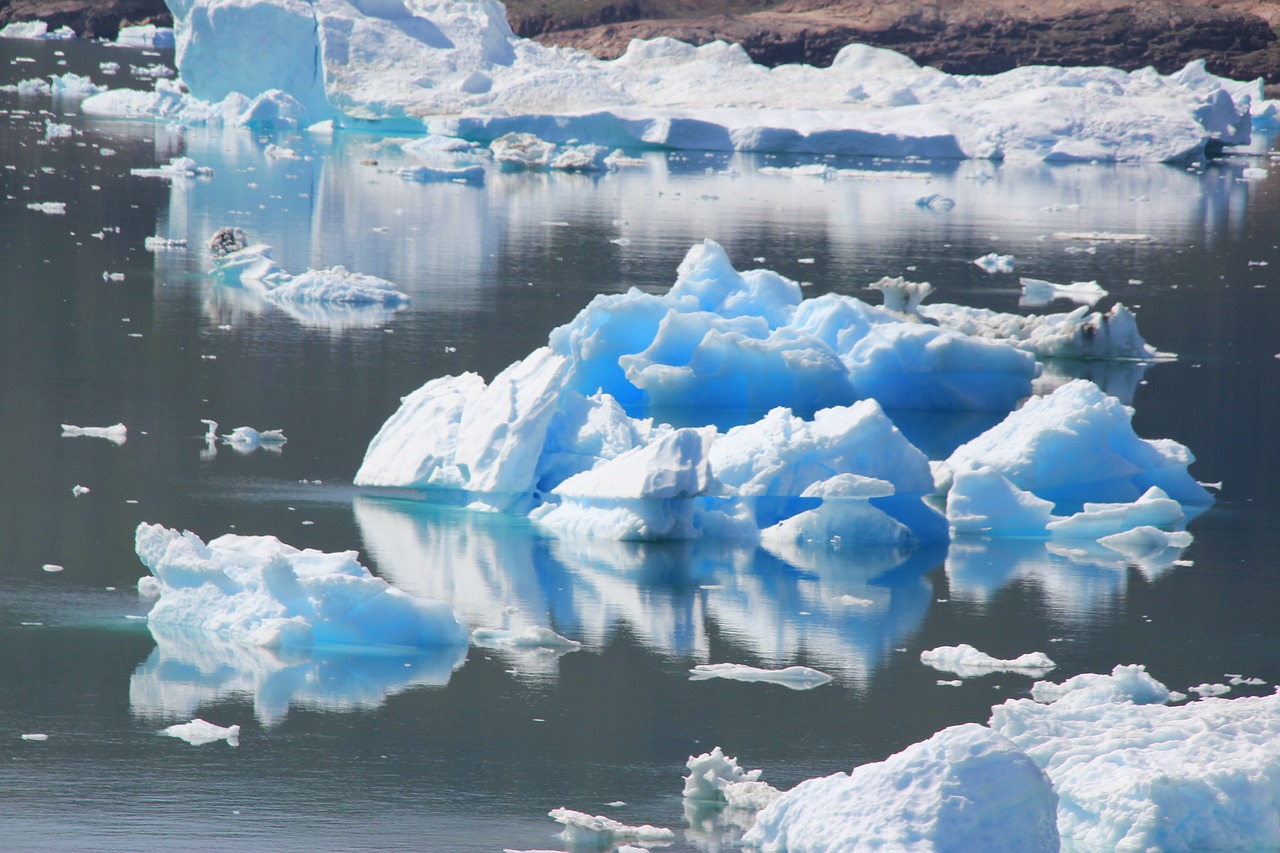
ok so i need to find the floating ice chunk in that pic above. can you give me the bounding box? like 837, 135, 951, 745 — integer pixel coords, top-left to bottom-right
866, 276, 934, 316
547, 808, 675, 847
1242, 166, 1269, 180
114, 25, 175, 48
133, 523, 469, 651
160, 718, 240, 746
921, 301, 1158, 360
915, 193, 955, 210
220, 426, 287, 453
990, 666, 1280, 850
1053, 231, 1151, 243
44, 120, 73, 140
131, 63, 175, 79
0, 21, 74, 39
491, 133, 557, 169
1019, 277, 1108, 307
264, 266, 411, 307
684, 747, 781, 811
1188, 682, 1230, 697
1097, 524, 1193, 557
20, 733, 48, 741
974, 253, 1015, 274
471, 625, 582, 652
71, 484, 90, 497
920, 644, 1056, 678
42, 564, 64, 573
61, 422, 127, 444
945, 380, 1212, 508
689, 663, 833, 689
27, 202, 66, 215
744, 723, 1059, 852
670, 239, 801, 329
144, 236, 188, 251
132, 156, 214, 180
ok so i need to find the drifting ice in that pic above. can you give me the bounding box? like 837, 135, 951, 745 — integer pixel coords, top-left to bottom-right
160, 718, 240, 746
919, 644, 1056, 678
80, 0, 1272, 161
357, 242, 1208, 548
689, 663, 833, 689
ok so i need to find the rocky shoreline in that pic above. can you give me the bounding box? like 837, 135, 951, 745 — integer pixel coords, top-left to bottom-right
3, 0, 1278, 86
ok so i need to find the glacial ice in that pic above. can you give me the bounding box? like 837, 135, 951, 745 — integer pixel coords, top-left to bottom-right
547, 808, 675, 847
684, 748, 781, 811
133, 523, 469, 651
61, 422, 127, 444
114, 25, 176, 49
82, 0, 1271, 161
0, 21, 75, 40
357, 242, 1210, 548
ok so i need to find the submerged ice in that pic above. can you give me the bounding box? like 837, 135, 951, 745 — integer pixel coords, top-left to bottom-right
356, 241, 1208, 549
80, 0, 1273, 161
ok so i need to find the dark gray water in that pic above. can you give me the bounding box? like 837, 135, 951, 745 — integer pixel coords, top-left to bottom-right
2, 35, 1280, 852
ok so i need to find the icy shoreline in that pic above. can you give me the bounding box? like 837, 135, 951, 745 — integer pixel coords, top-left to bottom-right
66, 0, 1275, 161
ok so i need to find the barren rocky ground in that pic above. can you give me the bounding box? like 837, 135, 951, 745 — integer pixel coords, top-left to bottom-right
4, 0, 1279, 84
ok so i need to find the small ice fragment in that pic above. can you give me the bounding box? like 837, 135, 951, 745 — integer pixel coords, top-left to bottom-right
61, 423, 127, 444
610, 237, 631, 246
160, 718, 241, 746
21, 733, 48, 742
974, 253, 1015, 273
915, 193, 954, 210
689, 663, 832, 689
1228, 675, 1265, 686
832, 594, 874, 607
144, 236, 187, 251
26, 202, 66, 215
920, 644, 1055, 678
1019, 277, 1107, 306
937, 680, 963, 686
547, 808, 674, 846
471, 625, 582, 651
42, 564, 64, 573
71, 484, 90, 497
1242, 167, 1268, 180
220, 426, 287, 453
605, 801, 626, 807
102, 271, 125, 282
1188, 683, 1231, 698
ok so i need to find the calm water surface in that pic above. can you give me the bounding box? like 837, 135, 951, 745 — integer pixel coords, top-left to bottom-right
2, 37, 1280, 852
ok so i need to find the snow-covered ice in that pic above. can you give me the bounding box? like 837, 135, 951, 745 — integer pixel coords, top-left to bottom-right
133, 523, 469, 651
1019, 277, 1108, 307
0, 21, 75, 40
79, 0, 1271, 162
114, 25, 176, 48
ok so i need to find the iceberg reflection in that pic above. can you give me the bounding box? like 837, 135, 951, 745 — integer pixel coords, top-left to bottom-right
130, 622, 467, 727
354, 495, 946, 685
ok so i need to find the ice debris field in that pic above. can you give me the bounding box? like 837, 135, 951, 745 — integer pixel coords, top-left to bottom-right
14, 0, 1262, 162
11, 0, 1275, 847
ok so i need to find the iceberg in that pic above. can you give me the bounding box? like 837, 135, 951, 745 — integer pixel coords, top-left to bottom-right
688, 663, 833, 689
114, 25, 176, 49
547, 808, 675, 847
919, 643, 1055, 678
356, 242, 1211, 548
160, 718, 240, 746
89, 0, 1268, 161
61, 422, 127, 444
0, 21, 75, 40
133, 522, 469, 651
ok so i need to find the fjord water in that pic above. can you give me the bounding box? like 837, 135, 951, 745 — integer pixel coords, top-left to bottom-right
3, 37, 1280, 851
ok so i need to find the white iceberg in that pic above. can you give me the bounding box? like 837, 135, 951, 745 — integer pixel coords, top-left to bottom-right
974, 252, 1015, 274
87, 0, 1266, 161
220, 425, 287, 453
1019, 277, 1108, 307
920, 643, 1056, 678
684, 747, 781, 811
471, 625, 581, 652
133, 522, 469, 651
114, 25, 176, 49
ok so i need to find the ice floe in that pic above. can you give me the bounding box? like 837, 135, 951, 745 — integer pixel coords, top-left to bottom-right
920, 643, 1055, 678
0, 21, 75, 40
547, 808, 675, 848
61, 422, 127, 444
685, 747, 781, 811
113, 24, 176, 49
160, 718, 240, 746
689, 663, 833, 689
77, 0, 1272, 162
